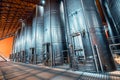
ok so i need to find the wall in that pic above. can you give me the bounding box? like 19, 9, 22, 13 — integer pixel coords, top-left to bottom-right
0, 37, 13, 60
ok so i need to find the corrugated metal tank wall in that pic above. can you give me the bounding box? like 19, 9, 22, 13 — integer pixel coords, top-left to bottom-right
44, 0, 66, 65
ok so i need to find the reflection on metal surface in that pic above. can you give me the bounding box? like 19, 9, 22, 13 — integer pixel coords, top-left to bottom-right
36, 6, 44, 63
64, 0, 116, 72
44, 0, 67, 66
99, 0, 120, 44
11, 0, 117, 72
105, 0, 120, 35
64, 0, 96, 72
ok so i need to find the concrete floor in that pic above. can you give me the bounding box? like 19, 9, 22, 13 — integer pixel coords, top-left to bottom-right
0, 61, 80, 80
0, 61, 120, 80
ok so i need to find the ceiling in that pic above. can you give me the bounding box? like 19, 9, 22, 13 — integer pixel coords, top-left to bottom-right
0, 0, 40, 40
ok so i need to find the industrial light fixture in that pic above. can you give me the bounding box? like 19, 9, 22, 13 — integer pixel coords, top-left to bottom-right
40, 0, 45, 6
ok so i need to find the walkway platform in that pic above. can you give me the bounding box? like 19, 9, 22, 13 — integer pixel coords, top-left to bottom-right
0, 61, 120, 80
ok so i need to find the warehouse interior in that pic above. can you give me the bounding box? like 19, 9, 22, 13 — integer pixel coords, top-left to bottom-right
0, 0, 120, 80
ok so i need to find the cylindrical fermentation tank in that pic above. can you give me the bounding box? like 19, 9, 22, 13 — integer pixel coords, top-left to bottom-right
35, 6, 44, 63
31, 6, 44, 64
13, 29, 21, 61
44, 0, 66, 65
20, 22, 26, 52
64, 0, 116, 71
25, 20, 32, 63
64, 0, 96, 71
21, 22, 27, 62
99, 0, 120, 44
31, 8, 37, 64
105, 0, 120, 35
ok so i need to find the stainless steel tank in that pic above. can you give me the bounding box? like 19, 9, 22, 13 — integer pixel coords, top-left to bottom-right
13, 32, 18, 55
105, 0, 120, 35
12, 32, 17, 61
44, 0, 66, 65
31, 9, 37, 64
31, 6, 44, 64
64, 0, 116, 71
19, 22, 25, 52
31, 13, 36, 48
13, 29, 21, 62
20, 22, 26, 63
99, 0, 120, 44
84, 0, 116, 71
64, 0, 96, 71
24, 20, 32, 63
35, 6, 44, 63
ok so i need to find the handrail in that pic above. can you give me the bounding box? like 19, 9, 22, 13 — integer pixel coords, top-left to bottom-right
108, 35, 120, 39
109, 43, 120, 46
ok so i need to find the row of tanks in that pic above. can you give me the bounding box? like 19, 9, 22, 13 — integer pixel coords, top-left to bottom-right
10, 0, 117, 72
